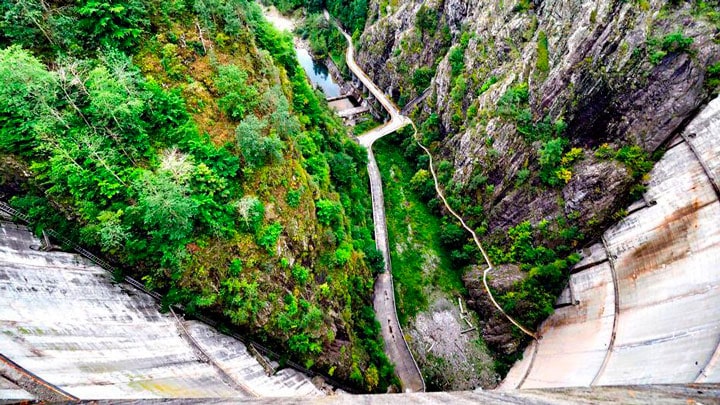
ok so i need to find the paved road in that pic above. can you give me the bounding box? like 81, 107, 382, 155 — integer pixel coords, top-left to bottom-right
330, 12, 424, 392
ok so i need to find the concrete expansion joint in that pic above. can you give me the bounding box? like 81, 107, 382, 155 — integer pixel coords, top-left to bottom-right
680, 132, 720, 200
590, 235, 621, 387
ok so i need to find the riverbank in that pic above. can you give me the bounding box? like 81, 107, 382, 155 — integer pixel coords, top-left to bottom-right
261, 5, 352, 98
261, 4, 296, 32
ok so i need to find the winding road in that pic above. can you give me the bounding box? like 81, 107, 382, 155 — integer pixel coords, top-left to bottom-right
329, 9, 536, 392
331, 13, 424, 393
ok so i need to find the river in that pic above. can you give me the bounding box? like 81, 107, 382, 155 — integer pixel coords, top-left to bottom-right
261, 5, 341, 98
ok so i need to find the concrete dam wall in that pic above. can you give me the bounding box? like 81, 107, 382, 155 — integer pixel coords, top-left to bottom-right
0, 222, 323, 400
501, 97, 720, 390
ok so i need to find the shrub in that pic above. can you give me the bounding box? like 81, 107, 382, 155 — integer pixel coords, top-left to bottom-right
515, 168, 531, 187
513, 0, 532, 12
257, 222, 283, 253
415, 4, 438, 35
334, 241, 353, 266
478, 76, 498, 95
594, 143, 614, 160
412, 66, 434, 92
649, 50, 667, 65
536, 31, 549, 72
538, 137, 568, 186
316, 199, 342, 227
614, 145, 652, 178
449, 46, 465, 77
646, 30, 694, 65
292, 265, 310, 284
229, 258, 243, 277
498, 82, 529, 117
706, 61, 720, 91
661, 30, 694, 53
286, 188, 302, 208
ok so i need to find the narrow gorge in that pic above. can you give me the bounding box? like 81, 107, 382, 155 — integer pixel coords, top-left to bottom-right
1, 0, 719, 402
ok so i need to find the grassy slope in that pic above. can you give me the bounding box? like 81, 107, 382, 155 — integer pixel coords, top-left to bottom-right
373, 133, 466, 325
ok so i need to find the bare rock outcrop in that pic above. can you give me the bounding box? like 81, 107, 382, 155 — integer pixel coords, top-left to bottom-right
357, 0, 720, 358
464, 264, 526, 354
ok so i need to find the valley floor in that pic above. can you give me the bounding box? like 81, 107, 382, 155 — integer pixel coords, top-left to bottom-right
373, 135, 497, 390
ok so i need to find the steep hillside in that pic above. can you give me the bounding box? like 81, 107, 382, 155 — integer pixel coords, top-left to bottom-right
355, 0, 720, 365
0, 0, 394, 391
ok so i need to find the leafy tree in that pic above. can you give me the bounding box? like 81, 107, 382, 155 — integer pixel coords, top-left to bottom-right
326, 0, 367, 35
221, 276, 262, 325
409, 169, 435, 201
135, 170, 198, 242
77, 0, 149, 50
412, 66, 434, 92
159, 148, 196, 183
328, 152, 356, 186
216, 64, 259, 120
267, 86, 301, 138
0, 0, 51, 46
316, 199, 342, 226
0, 46, 57, 154
236, 115, 285, 169
236, 196, 265, 232
439, 221, 466, 249
305, 155, 330, 186
96, 210, 130, 252
84, 57, 149, 158
362, 244, 384, 274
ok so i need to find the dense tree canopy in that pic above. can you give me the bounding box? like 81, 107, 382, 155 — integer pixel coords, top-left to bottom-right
0, 0, 395, 392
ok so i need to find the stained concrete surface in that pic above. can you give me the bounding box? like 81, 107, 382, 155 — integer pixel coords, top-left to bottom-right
0, 374, 34, 403
72, 384, 720, 404
0, 222, 322, 399
501, 97, 720, 390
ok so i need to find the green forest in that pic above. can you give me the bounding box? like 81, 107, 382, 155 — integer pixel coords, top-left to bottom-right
0, 0, 395, 392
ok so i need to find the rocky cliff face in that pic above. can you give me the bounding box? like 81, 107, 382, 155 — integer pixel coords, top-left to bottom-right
501, 95, 720, 389
356, 0, 720, 357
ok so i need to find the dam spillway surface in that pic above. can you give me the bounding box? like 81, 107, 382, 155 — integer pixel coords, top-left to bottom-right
0, 222, 323, 400
502, 97, 720, 389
